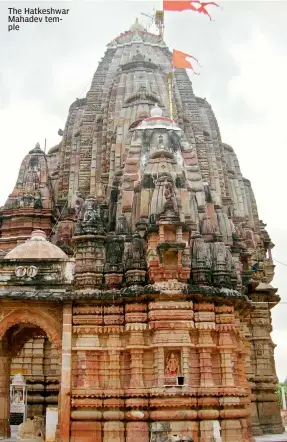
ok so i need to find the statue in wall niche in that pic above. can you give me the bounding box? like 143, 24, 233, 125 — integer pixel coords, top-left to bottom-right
75, 196, 105, 235
116, 214, 131, 235
124, 233, 146, 270
24, 167, 40, 194
165, 352, 180, 376
164, 181, 179, 213
105, 238, 124, 272
75, 191, 85, 218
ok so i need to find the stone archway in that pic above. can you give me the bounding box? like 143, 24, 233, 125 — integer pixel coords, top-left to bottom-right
0, 308, 62, 350
0, 304, 62, 439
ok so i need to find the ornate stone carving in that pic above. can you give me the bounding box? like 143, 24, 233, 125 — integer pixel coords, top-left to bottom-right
18, 416, 45, 440
75, 195, 105, 235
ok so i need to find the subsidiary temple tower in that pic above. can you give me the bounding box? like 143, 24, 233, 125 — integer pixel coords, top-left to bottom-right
0, 20, 284, 442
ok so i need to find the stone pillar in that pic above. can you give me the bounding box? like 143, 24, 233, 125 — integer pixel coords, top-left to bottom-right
157, 347, 165, 387
129, 349, 144, 388
194, 303, 216, 390
125, 311, 147, 392
59, 303, 72, 442
126, 422, 149, 442
182, 347, 190, 386
249, 297, 284, 434
108, 349, 121, 389
221, 420, 242, 442
200, 420, 213, 442
198, 331, 214, 387
107, 333, 121, 390
103, 420, 124, 442
219, 332, 235, 387
0, 339, 10, 439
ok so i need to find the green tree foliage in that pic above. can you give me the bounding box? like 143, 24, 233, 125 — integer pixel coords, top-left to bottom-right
276, 379, 287, 409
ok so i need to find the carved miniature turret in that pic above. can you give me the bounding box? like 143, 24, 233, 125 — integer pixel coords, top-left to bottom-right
73, 195, 107, 288
0, 143, 53, 252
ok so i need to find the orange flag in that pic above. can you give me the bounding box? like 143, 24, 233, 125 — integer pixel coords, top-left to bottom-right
172, 50, 200, 74
163, 0, 200, 11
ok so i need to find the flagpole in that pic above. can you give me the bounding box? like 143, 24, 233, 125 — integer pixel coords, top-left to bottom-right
166, 71, 173, 120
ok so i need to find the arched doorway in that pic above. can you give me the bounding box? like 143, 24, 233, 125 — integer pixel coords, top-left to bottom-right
0, 307, 62, 439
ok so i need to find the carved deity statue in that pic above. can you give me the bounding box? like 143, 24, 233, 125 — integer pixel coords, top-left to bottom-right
24, 168, 40, 194
165, 352, 180, 376
83, 197, 100, 224
105, 238, 124, 273
124, 233, 146, 271
75, 191, 84, 218
164, 181, 179, 213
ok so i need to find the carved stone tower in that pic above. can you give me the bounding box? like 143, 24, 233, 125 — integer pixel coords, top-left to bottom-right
0, 20, 283, 442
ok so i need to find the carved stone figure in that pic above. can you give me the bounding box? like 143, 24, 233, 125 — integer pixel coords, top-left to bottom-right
24, 168, 40, 194
75, 196, 105, 235
116, 214, 131, 235
124, 233, 146, 271
75, 191, 84, 218
18, 416, 45, 440
105, 238, 124, 273
191, 232, 211, 285
165, 352, 180, 376
164, 182, 179, 213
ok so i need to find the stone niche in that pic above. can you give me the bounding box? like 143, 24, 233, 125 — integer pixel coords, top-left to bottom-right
164, 350, 182, 386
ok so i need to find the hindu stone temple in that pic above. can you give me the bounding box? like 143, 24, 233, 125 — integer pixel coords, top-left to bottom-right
0, 19, 284, 442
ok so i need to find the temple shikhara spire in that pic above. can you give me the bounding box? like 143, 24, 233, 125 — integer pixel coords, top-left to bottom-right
0, 18, 284, 442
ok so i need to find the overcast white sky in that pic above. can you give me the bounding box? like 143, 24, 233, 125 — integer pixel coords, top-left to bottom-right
0, 0, 286, 381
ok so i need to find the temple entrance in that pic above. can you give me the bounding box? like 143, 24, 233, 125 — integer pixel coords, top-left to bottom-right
0, 315, 61, 441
